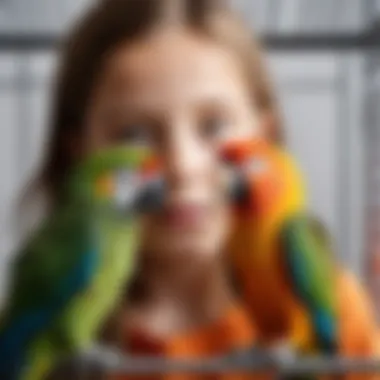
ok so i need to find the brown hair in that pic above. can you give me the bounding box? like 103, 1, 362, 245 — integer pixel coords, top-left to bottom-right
41, 0, 283, 206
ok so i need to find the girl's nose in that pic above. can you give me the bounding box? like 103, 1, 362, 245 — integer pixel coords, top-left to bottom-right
163, 119, 213, 190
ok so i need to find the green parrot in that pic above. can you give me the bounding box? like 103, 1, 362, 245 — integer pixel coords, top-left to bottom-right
0, 145, 164, 380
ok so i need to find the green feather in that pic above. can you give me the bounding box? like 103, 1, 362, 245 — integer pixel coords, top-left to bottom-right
279, 214, 338, 352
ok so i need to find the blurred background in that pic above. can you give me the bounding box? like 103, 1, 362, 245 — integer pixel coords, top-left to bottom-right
0, 0, 378, 313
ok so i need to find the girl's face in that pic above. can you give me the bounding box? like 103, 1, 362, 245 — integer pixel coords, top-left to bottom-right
84, 30, 262, 262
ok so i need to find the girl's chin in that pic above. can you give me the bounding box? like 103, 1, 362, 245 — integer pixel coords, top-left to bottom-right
152, 230, 225, 260
158, 218, 210, 233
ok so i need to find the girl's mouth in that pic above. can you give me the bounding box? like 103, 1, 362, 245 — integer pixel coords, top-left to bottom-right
161, 202, 210, 230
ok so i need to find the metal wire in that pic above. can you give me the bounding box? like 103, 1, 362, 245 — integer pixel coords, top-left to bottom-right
65, 347, 380, 376
0, 29, 378, 51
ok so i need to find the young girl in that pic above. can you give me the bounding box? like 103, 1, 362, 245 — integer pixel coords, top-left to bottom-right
39, 0, 379, 379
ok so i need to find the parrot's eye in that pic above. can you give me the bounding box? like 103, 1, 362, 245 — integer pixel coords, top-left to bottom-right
244, 158, 269, 176
113, 170, 141, 210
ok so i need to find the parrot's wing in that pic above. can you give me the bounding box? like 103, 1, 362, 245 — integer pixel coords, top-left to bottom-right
278, 214, 338, 352
0, 203, 97, 373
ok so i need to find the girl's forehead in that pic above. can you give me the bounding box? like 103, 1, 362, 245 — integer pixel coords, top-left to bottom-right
95, 31, 249, 108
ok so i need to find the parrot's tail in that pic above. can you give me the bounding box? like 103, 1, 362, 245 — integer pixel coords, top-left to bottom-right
311, 310, 338, 354
0, 311, 55, 380
0, 331, 56, 380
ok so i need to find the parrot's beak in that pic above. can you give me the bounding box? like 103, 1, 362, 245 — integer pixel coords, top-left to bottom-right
225, 167, 250, 206
135, 176, 166, 214
112, 168, 166, 215
219, 141, 251, 207
104, 154, 165, 215
135, 156, 165, 214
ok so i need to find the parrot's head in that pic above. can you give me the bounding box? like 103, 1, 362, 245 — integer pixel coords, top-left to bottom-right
68, 145, 164, 216
220, 139, 306, 219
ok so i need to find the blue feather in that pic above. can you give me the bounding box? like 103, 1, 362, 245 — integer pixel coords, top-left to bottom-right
0, 247, 99, 379
312, 309, 336, 352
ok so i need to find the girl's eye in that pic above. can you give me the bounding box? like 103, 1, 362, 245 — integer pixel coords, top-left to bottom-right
199, 115, 230, 142
114, 124, 153, 146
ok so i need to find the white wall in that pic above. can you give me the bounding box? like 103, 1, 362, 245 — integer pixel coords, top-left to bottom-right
0, 54, 19, 262
365, 52, 380, 312
268, 52, 366, 275
0, 0, 368, 34
0, 0, 93, 33
233, 0, 365, 33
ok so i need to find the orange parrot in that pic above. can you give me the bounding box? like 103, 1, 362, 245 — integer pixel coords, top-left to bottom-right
221, 138, 339, 358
